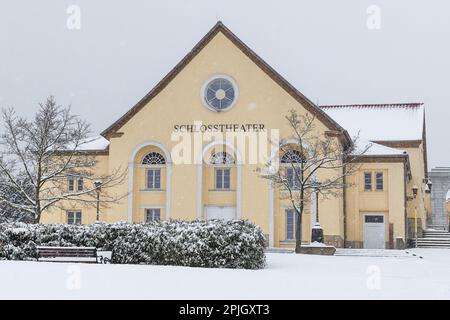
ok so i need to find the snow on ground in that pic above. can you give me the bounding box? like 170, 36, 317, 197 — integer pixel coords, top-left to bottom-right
1, 249, 449, 299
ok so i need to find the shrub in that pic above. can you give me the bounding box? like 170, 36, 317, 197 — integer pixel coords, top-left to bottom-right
0, 220, 266, 269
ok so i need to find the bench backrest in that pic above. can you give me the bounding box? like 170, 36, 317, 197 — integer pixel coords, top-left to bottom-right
37, 246, 97, 258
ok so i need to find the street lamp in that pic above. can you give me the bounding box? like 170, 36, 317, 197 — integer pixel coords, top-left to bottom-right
311, 180, 323, 243
412, 185, 418, 248
94, 180, 102, 222
424, 178, 432, 193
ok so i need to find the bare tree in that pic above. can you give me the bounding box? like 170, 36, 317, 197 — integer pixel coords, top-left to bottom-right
0, 177, 34, 223
0, 96, 126, 223
260, 109, 367, 253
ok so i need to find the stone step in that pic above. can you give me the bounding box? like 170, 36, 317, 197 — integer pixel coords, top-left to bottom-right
414, 238, 450, 243
424, 230, 450, 234
423, 233, 450, 238
426, 226, 448, 231
424, 231, 450, 234
335, 249, 415, 258
416, 245, 450, 248
413, 240, 450, 248
265, 247, 294, 253
416, 247, 450, 249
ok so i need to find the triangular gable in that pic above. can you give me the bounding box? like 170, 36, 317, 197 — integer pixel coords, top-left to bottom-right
101, 21, 350, 145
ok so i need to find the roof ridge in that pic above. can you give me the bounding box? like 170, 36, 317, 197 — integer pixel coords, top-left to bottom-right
320, 102, 424, 109
100, 21, 350, 145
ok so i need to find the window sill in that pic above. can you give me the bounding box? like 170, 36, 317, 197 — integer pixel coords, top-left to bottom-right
280, 240, 296, 244
140, 189, 166, 192
208, 189, 235, 192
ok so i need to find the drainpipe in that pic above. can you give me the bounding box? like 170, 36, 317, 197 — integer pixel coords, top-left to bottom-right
403, 160, 408, 248
343, 165, 347, 248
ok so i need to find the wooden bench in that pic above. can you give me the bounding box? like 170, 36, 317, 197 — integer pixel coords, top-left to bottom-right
36, 246, 98, 263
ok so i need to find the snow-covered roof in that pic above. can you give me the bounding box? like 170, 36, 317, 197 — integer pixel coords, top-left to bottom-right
77, 136, 110, 151
321, 103, 424, 142
356, 139, 406, 156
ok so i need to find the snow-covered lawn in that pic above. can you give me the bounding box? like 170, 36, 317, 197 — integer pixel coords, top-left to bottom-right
1, 249, 449, 299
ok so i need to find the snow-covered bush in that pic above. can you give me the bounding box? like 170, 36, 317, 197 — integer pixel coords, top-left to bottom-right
111, 220, 266, 269
0, 220, 266, 269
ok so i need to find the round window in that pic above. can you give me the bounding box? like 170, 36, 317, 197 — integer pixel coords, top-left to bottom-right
202, 75, 238, 111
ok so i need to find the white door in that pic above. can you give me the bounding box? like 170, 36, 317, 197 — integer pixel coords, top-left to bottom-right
364, 214, 386, 249
206, 206, 236, 221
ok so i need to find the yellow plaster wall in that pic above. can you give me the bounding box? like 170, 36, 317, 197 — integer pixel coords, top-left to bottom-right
346, 162, 406, 247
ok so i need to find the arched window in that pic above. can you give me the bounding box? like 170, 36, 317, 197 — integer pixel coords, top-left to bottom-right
209, 152, 235, 190
281, 150, 304, 164
209, 151, 235, 165
142, 152, 166, 165
281, 150, 304, 189
142, 152, 165, 190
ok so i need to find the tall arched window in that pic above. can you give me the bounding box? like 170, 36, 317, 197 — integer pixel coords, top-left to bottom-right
209, 152, 235, 190
142, 152, 165, 189
281, 149, 304, 189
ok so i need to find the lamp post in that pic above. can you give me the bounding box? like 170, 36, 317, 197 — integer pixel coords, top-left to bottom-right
311, 180, 323, 243
412, 185, 418, 248
94, 180, 102, 222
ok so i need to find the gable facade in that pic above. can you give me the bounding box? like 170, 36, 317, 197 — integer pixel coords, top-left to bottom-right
42, 23, 429, 249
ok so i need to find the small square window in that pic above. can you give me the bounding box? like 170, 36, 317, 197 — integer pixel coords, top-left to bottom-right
67, 211, 82, 225
146, 208, 161, 222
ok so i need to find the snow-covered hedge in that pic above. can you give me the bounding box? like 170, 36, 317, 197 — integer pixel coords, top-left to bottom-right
0, 220, 266, 269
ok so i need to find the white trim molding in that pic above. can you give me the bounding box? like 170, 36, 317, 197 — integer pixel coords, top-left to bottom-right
200, 74, 239, 113
268, 181, 275, 247
198, 140, 243, 220
128, 141, 172, 223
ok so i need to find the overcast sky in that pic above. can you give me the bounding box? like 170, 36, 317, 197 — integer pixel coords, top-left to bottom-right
0, 0, 449, 168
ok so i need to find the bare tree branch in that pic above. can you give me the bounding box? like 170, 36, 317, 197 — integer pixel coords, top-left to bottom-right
0, 96, 127, 223
260, 109, 368, 253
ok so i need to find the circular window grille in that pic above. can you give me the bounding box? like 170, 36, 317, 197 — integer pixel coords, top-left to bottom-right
142, 152, 166, 165
203, 76, 237, 111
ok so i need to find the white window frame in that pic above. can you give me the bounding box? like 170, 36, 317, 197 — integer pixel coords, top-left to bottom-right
146, 168, 161, 189
68, 176, 75, 192
364, 172, 372, 191
285, 208, 296, 241
215, 167, 231, 190
67, 211, 82, 225
145, 208, 161, 222
285, 167, 301, 190
375, 172, 384, 191
77, 177, 84, 191
200, 74, 239, 113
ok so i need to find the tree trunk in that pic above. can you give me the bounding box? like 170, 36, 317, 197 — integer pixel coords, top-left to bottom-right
295, 209, 303, 253
35, 205, 41, 224
35, 186, 41, 224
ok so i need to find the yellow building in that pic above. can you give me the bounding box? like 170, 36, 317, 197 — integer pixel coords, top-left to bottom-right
42, 22, 429, 249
